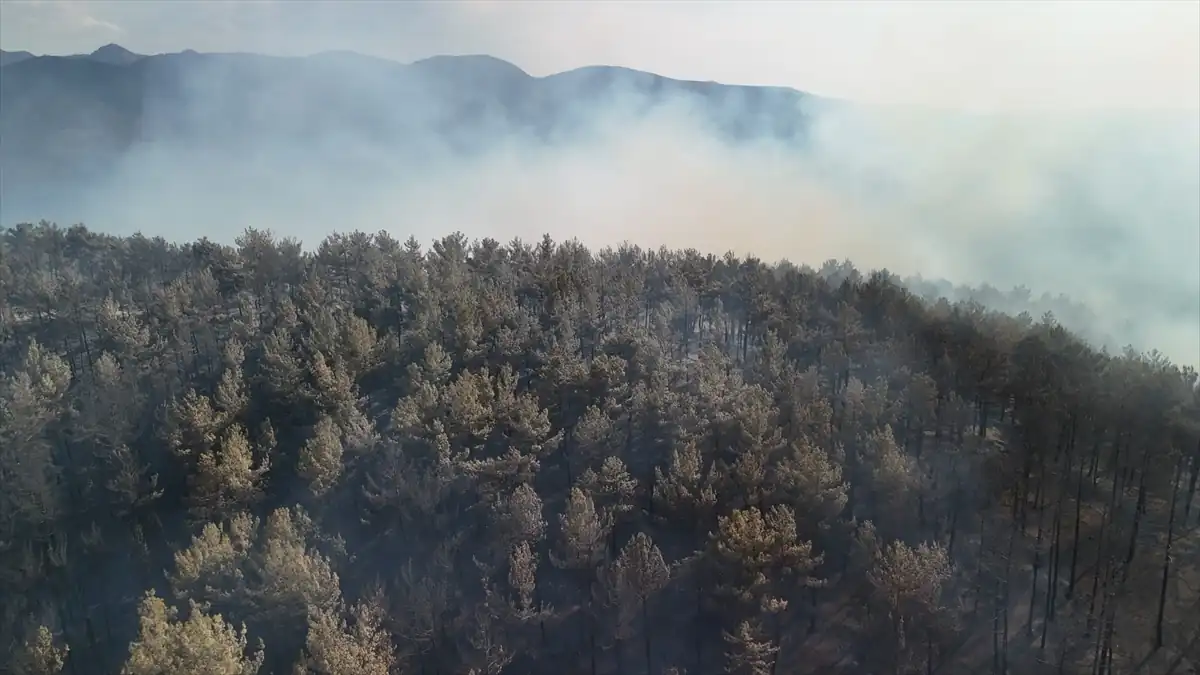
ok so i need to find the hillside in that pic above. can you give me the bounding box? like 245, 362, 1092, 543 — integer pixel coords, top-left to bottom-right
4, 45, 1198, 370
0, 45, 814, 206
0, 49, 35, 67
1, 221, 1198, 675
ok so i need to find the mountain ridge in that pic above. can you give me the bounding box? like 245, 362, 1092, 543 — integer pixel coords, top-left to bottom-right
0, 43, 813, 92
0, 44, 820, 222
2, 44, 1197, 368
0, 48, 35, 67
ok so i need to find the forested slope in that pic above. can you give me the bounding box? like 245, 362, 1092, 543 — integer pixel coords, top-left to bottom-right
0, 48, 812, 222
2, 221, 1198, 675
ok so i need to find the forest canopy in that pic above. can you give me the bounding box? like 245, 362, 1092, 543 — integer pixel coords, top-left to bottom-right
1, 221, 1198, 675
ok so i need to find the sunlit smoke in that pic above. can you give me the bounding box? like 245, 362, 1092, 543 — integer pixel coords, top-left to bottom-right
0, 49, 1197, 367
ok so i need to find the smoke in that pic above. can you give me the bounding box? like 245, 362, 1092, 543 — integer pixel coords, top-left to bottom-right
1, 48, 1197, 367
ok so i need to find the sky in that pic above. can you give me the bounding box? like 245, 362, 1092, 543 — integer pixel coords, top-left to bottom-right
2, 0, 1198, 113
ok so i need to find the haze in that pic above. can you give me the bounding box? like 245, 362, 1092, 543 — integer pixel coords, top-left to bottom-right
1, 0, 1198, 366
5, 0, 1199, 112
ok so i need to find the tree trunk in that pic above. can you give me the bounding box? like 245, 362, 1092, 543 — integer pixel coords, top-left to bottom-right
1091, 562, 1110, 675
1028, 453, 1047, 637
1155, 456, 1184, 650
589, 612, 597, 675
1185, 442, 1199, 524
978, 396, 990, 438
1042, 512, 1058, 652
1089, 435, 1125, 616
643, 598, 653, 675
1121, 466, 1147, 582
1001, 516, 1016, 675
1068, 440, 1087, 598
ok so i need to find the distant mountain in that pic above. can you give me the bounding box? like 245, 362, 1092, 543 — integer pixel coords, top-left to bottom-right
0, 49, 34, 67
0, 45, 819, 220
67, 43, 145, 66
3, 43, 145, 67
2, 45, 1197, 366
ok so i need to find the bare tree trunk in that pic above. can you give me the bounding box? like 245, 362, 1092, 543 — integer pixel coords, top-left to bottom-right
1089, 436, 1125, 617
1185, 442, 1199, 524
643, 598, 653, 675
1068, 436, 1088, 599
1028, 438, 1050, 637
1121, 466, 1147, 582
589, 612, 597, 675
1091, 562, 1110, 675
1156, 456, 1184, 650
1042, 512, 1058, 652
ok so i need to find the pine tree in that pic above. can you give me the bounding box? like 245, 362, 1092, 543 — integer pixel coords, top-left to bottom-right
122, 592, 264, 675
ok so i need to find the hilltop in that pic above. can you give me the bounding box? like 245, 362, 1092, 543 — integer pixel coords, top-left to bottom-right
0, 45, 816, 200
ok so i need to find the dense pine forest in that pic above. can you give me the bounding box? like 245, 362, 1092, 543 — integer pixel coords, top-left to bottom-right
1, 221, 1198, 675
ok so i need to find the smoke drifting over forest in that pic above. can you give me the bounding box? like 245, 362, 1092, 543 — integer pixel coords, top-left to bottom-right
4, 8, 1200, 675
1, 46, 1197, 366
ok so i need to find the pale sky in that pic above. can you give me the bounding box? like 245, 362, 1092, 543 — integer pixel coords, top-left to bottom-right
1, 0, 1198, 112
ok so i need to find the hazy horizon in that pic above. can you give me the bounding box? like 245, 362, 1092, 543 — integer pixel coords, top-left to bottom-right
3, 0, 1198, 113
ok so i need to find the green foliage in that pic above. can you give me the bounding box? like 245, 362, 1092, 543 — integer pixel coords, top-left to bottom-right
1, 222, 1197, 675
